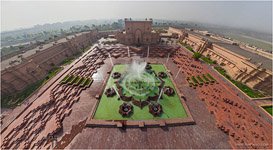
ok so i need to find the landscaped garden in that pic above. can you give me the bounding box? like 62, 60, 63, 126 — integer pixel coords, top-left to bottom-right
187, 73, 216, 87
261, 105, 272, 116
94, 64, 188, 120
61, 74, 93, 87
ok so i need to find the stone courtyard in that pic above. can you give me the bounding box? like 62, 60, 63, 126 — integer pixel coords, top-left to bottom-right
1, 40, 272, 149
1, 19, 272, 149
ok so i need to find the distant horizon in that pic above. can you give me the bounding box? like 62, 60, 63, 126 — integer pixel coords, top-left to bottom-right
1, 18, 271, 36
1, 1, 272, 34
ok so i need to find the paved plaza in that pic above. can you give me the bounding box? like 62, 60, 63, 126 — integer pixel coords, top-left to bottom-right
1, 41, 272, 149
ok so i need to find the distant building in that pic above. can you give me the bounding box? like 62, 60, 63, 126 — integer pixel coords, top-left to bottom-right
116, 18, 160, 46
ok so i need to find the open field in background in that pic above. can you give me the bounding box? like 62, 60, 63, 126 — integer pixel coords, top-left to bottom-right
227, 33, 272, 51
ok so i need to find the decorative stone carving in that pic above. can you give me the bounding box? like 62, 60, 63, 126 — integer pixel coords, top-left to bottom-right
164, 86, 175, 96
112, 72, 121, 79
158, 72, 167, 78
119, 103, 133, 116
149, 103, 163, 116
104, 88, 116, 97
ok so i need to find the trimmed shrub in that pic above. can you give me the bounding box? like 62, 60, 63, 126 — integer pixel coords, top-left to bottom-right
197, 76, 204, 84
193, 52, 202, 60
202, 74, 210, 84
191, 76, 199, 85
207, 74, 215, 82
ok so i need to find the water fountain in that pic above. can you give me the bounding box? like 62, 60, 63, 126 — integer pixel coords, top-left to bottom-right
112, 86, 121, 99
119, 60, 158, 100
157, 86, 164, 102
127, 46, 130, 57
127, 60, 147, 78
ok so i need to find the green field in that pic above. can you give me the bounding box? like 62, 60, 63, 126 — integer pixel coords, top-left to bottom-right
94, 64, 188, 120
227, 34, 272, 52
262, 105, 272, 116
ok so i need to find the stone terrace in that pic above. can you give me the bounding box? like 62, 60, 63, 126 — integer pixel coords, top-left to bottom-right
1, 42, 271, 149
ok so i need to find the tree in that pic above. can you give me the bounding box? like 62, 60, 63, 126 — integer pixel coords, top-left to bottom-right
19, 45, 25, 49
111, 22, 122, 30
193, 52, 202, 60
83, 25, 90, 31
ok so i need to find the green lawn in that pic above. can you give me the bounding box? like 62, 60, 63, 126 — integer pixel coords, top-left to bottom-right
94, 64, 188, 120
262, 105, 272, 116
214, 66, 264, 98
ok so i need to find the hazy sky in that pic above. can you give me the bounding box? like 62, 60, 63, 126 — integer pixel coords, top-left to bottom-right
1, 1, 272, 33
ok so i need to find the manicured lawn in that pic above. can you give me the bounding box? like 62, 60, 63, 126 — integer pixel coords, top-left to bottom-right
94, 64, 188, 120
262, 105, 272, 116
214, 66, 264, 98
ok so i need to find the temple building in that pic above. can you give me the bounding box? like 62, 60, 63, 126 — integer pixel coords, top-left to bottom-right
116, 18, 160, 46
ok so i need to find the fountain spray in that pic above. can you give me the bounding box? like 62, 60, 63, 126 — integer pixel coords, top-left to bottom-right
112, 85, 121, 99
157, 87, 164, 102
127, 46, 130, 57
128, 60, 147, 78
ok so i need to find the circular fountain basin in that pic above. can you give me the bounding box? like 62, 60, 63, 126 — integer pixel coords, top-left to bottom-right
120, 72, 160, 100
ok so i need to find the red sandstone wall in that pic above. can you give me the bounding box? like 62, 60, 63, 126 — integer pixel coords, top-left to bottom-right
1, 31, 98, 96
169, 27, 272, 95
117, 20, 159, 45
